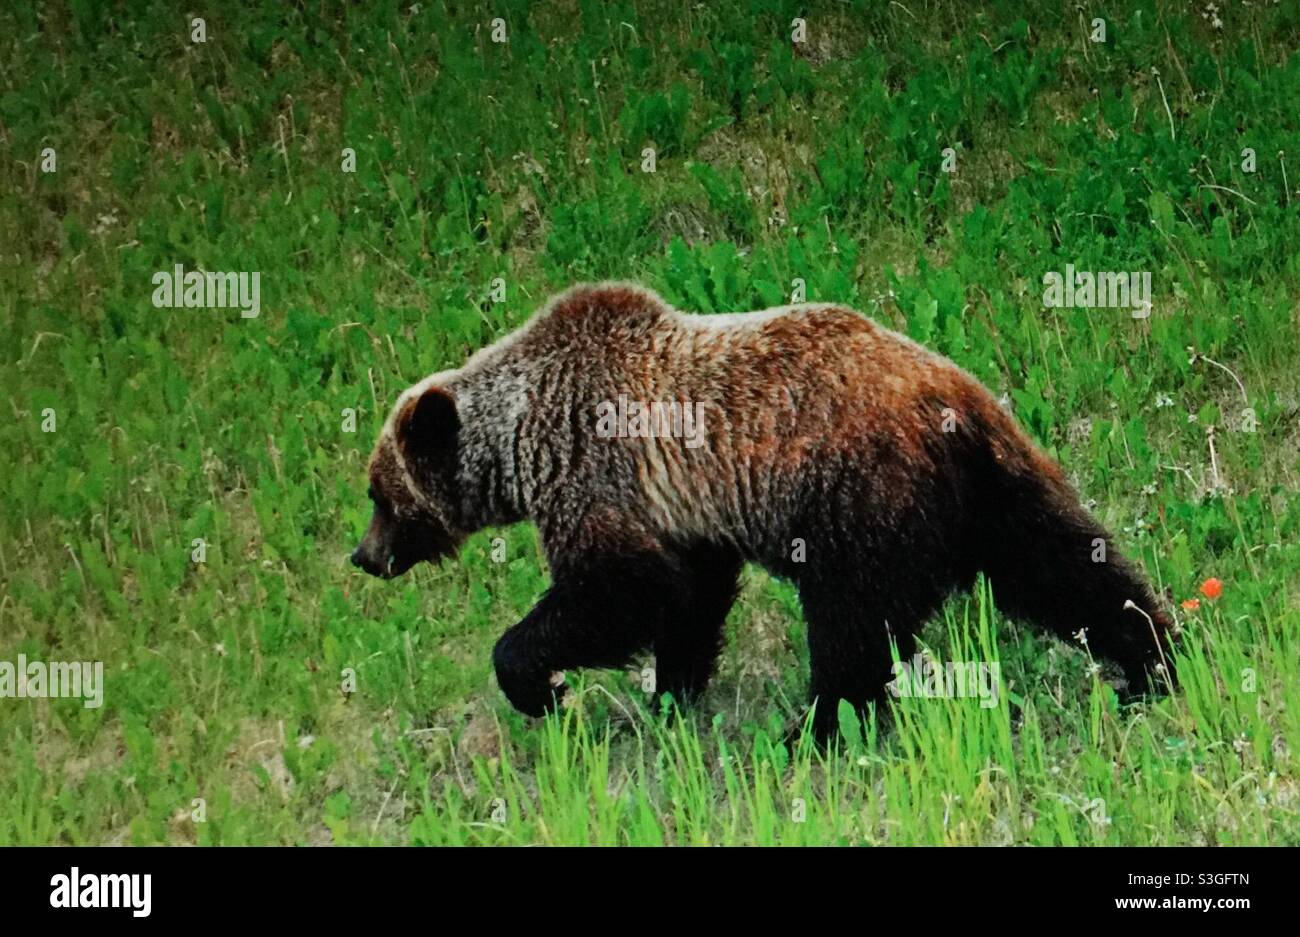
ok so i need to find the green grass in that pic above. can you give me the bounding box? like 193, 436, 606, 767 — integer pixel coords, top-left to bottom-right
2, 0, 1298, 845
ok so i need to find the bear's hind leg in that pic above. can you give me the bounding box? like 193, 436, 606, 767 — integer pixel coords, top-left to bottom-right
978, 471, 1178, 697
797, 581, 923, 743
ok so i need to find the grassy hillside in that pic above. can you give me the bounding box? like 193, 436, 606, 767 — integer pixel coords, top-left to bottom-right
1, 0, 1298, 844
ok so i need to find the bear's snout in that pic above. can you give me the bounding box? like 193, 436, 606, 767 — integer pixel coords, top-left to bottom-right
350, 544, 383, 577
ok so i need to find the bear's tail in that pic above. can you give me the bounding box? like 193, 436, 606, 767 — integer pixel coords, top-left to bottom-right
965, 403, 1177, 696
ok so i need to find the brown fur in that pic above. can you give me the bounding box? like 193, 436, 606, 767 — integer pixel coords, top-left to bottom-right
353, 283, 1177, 739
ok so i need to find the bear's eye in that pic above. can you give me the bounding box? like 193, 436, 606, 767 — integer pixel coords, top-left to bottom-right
368, 485, 395, 517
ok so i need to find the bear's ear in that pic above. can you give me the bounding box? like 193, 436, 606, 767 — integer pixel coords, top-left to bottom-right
394, 385, 459, 468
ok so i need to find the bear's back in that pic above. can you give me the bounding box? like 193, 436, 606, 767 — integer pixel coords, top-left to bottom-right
505, 284, 974, 438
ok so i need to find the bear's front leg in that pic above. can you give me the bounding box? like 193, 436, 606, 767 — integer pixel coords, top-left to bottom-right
491, 598, 571, 717
652, 542, 742, 706
491, 549, 694, 717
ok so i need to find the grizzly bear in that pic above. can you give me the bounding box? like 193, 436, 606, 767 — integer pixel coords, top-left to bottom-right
351, 283, 1176, 739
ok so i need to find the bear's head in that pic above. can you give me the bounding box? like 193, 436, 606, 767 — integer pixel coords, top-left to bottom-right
351, 382, 465, 578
